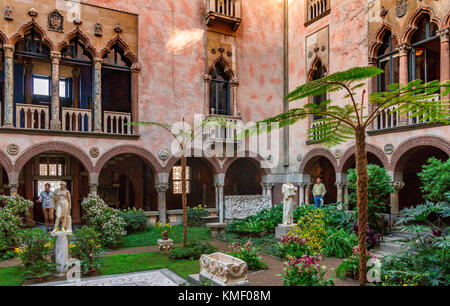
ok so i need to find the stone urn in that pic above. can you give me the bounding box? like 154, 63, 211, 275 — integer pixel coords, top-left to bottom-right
199, 252, 249, 286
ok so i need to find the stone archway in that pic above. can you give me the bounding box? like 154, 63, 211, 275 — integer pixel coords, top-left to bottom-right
0, 150, 12, 195
224, 158, 263, 196
338, 144, 388, 173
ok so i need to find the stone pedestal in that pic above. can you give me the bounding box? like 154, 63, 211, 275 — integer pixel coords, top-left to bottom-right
199, 252, 249, 286
157, 239, 174, 253
275, 224, 296, 240
206, 222, 226, 238
51, 230, 72, 275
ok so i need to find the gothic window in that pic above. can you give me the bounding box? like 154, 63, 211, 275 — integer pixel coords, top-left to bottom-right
409, 15, 440, 83
61, 37, 93, 63
311, 60, 327, 120
209, 62, 230, 115
172, 166, 191, 194
38, 155, 66, 177
306, 0, 330, 26
377, 32, 399, 92
15, 28, 50, 56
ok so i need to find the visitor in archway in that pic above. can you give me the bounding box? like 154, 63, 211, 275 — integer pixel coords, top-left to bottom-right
312, 177, 326, 208
37, 183, 54, 231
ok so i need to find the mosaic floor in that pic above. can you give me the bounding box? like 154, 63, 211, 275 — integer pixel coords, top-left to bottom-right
37, 269, 187, 286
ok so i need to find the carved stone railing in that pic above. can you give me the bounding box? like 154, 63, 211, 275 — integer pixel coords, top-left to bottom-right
62, 107, 92, 132
205, 116, 242, 143
103, 111, 132, 135
205, 0, 242, 30
310, 121, 326, 141
15, 103, 49, 130
305, 0, 330, 25
375, 106, 400, 130
408, 95, 440, 125
224, 195, 271, 220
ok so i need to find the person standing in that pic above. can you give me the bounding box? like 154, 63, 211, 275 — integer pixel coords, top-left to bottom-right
37, 183, 54, 231
312, 177, 326, 208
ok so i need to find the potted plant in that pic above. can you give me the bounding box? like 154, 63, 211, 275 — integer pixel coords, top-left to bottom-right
156, 222, 173, 240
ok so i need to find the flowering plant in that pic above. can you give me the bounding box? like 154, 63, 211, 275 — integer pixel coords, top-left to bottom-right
229, 241, 267, 271
187, 204, 208, 227
69, 226, 103, 273
281, 254, 334, 286
276, 234, 311, 259
15, 228, 55, 279
289, 209, 327, 254
156, 222, 173, 240
335, 246, 373, 280
81, 194, 126, 248
0, 195, 33, 253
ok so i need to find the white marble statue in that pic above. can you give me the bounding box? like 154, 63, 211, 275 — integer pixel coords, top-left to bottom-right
282, 183, 297, 226
52, 182, 72, 232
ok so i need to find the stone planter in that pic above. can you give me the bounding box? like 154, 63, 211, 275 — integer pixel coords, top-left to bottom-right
157, 238, 173, 253
199, 252, 249, 286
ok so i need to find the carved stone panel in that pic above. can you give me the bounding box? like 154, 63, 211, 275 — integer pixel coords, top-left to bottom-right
48, 9, 64, 32
224, 195, 271, 220
396, 0, 407, 18
306, 26, 329, 77
4, 5, 14, 20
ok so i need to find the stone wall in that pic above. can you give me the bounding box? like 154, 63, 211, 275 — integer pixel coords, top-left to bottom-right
224, 195, 271, 220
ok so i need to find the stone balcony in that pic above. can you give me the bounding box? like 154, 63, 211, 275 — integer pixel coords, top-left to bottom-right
205, 0, 242, 31
204, 115, 243, 144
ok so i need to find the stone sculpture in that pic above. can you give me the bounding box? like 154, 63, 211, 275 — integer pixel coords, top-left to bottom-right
282, 183, 297, 226
52, 181, 72, 232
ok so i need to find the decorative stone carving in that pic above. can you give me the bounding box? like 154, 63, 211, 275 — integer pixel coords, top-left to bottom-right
297, 153, 303, 162
224, 195, 271, 220
6, 143, 19, 156
334, 149, 343, 159
227, 50, 232, 57
390, 181, 405, 192
48, 9, 64, 33
437, 28, 450, 43
28, 7, 38, 18
52, 182, 72, 232
131, 63, 142, 73
200, 252, 248, 286
211, 48, 216, 54
157, 239, 173, 253
4, 5, 13, 20
384, 144, 394, 155
396, 0, 407, 18
89, 147, 99, 158
158, 149, 170, 161
94, 23, 103, 36
74, 17, 82, 26
218, 46, 225, 53
396, 44, 411, 56
380, 6, 388, 18
114, 23, 123, 34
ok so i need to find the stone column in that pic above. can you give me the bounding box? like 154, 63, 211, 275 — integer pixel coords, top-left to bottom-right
297, 183, 305, 206
216, 183, 225, 223
396, 44, 411, 126
131, 64, 141, 134
230, 79, 238, 116
305, 184, 311, 205
3, 45, 14, 128
88, 173, 99, 195
336, 181, 345, 203
438, 28, 450, 98
344, 184, 349, 209
261, 183, 267, 195
24, 60, 33, 105
93, 58, 103, 132
390, 181, 405, 215
72, 67, 81, 108
156, 183, 169, 224
50, 52, 62, 130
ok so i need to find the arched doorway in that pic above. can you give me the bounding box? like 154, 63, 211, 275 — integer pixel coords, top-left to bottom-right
98, 153, 157, 211
302, 155, 337, 204
0, 165, 9, 195
166, 158, 215, 210
396, 146, 448, 209
17, 152, 89, 225
224, 158, 262, 196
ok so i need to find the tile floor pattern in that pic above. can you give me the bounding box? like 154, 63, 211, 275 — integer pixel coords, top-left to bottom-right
39, 269, 186, 286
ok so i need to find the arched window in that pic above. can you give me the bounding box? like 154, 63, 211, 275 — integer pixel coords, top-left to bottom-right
312, 60, 327, 120
377, 31, 399, 92
409, 15, 440, 82
209, 62, 231, 115
61, 37, 93, 63
15, 28, 50, 57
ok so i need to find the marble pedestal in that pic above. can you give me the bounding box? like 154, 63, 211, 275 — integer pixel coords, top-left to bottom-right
275, 224, 296, 240
51, 230, 72, 275
157, 239, 174, 253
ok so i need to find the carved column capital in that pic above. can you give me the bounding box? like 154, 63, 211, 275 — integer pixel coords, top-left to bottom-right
335, 181, 347, 189
156, 183, 170, 193
131, 63, 142, 73
437, 28, 450, 43
93, 57, 103, 68
395, 44, 411, 56
50, 51, 61, 63
3, 45, 14, 58
390, 181, 405, 191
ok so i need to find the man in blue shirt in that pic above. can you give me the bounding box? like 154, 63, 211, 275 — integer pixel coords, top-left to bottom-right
37, 183, 54, 231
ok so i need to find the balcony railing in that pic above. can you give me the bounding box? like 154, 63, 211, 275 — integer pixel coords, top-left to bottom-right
15, 103, 49, 130
104, 111, 132, 135
310, 121, 326, 141
205, 116, 242, 143
375, 106, 400, 130
306, 0, 330, 25
205, 0, 242, 30
62, 107, 92, 132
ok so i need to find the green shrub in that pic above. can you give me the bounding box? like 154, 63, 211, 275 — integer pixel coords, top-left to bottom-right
418, 157, 450, 203
169, 242, 218, 260
229, 241, 268, 271
187, 205, 209, 227
15, 228, 55, 279
81, 194, 126, 248
69, 226, 103, 273
348, 164, 394, 229
335, 246, 372, 280
119, 208, 147, 233
323, 228, 357, 258
0, 195, 33, 254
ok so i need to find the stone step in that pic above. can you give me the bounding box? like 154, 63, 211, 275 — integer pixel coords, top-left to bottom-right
187, 274, 201, 286
378, 241, 404, 254
202, 216, 219, 223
